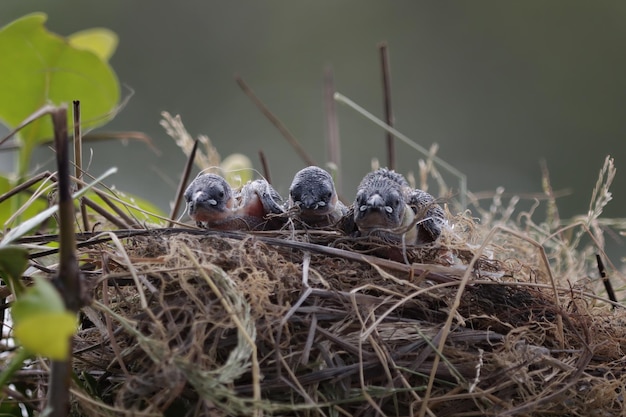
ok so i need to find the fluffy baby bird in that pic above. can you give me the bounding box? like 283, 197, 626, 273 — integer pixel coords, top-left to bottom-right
184, 173, 285, 230
352, 168, 444, 244
288, 166, 347, 227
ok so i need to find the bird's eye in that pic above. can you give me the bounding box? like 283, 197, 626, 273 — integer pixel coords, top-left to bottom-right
218, 190, 225, 199
325, 191, 332, 201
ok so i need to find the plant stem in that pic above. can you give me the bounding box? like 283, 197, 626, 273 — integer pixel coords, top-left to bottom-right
47, 105, 80, 417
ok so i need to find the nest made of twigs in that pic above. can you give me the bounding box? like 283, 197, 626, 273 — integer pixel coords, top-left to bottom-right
61, 213, 626, 417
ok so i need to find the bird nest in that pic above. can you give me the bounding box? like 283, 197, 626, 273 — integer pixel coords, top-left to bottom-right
67, 210, 626, 417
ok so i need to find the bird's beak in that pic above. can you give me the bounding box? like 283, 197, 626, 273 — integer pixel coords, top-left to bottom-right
365, 193, 385, 208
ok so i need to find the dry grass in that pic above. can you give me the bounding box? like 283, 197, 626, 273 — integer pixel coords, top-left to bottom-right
2, 141, 626, 417
61, 211, 626, 417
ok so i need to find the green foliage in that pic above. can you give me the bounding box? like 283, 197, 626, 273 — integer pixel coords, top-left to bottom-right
0, 12, 120, 174
68, 28, 118, 61
0, 245, 28, 295
11, 277, 78, 360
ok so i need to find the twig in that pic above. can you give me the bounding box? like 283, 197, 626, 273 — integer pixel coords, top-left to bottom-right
53, 106, 81, 311
48, 104, 79, 417
596, 254, 616, 308
324, 65, 341, 193
73, 101, 90, 232
92, 189, 136, 228
82, 197, 130, 230
258, 150, 272, 184
0, 171, 55, 205
235, 74, 317, 167
378, 42, 395, 170
0, 104, 58, 147
169, 138, 198, 226
81, 131, 160, 155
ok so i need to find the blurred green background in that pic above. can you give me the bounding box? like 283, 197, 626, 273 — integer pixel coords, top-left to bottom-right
1, 1, 624, 260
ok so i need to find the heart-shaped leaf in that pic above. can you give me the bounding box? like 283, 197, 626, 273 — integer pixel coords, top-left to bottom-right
0, 13, 120, 171
68, 28, 118, 61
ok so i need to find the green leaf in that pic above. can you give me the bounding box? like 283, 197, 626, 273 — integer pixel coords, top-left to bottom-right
68, 28, 118, 61
13, 312, 77, 360
0, 246, 29, 295
11, 277, 77, 360
0, 13, 120, 172
11, 277, 65, 322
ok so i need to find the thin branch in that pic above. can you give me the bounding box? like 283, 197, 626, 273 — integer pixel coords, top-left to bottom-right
169, 139, 199, 226
324, 65, 341, 193
258, 150, 272, 184
73, 101, 90, 232
53, 106, 81, 311
378, 42, 395, 170
235, 74, 317, 167
48, 104, 78, 417
0, 171, 55, 205
0, 104, 58, 147
596, 254, 616, 308
82, 197, 131, 230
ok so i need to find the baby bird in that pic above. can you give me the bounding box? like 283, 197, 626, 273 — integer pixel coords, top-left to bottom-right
352, 168, 444, 244
406, 188, 445, 244
184, 173, 233, 228
288, 166, 347, 227
184, 173, 285, 230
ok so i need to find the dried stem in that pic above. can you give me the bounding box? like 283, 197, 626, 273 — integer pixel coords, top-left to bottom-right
258, 150, 272, 184
596, 254, 616, 307
48, 105, 79, 417
0, 171, 55, 205
169, 139, 199, 226
73, 101, 90, 232
82, 197, 130, 229
324, 65, 341, 193
235, 74, 317, 167
378, 42, 395, 170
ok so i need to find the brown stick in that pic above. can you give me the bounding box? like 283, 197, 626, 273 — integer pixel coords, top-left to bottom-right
73, 101, 90, 232
48, 105, 79, 417
379, 42, 395, 170
596, 254, 616, 308
0, 171, 55, 204
235, 75, 317, 167
324, 65, 341, 193
93, 190, 137, 228
83, 197, 131, 230
0, 105, 58, 147
169, 139, 199, 226
258, 150, 272, 184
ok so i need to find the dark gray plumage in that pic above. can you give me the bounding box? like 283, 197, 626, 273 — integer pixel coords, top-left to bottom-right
184, 173, 285, 230
352, 168, 444, 244
184, 173, 233, 227
288, 166, 347, 227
